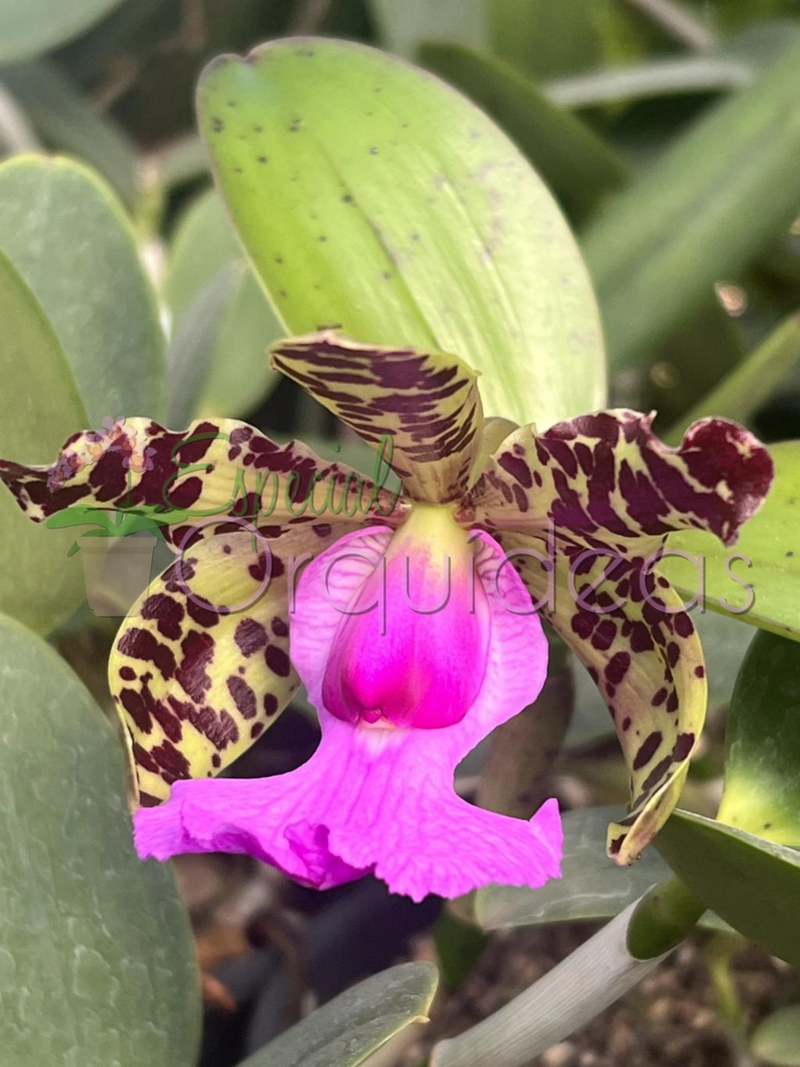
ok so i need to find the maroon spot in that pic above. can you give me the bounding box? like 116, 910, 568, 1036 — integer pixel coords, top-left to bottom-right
119, 666, 136, 681
672, 732, 695, 761
640, 755, 672, 794
652, 687, 667, 707
666, 690, 679, 714
265, 645, 291, 677
150, 739, 191, 780
497, 452, 533, 489
227, 676, 257, 719
118, 628, 176, 679
605, 652, 631, 686
622, 716, 632, 732
132, 743, 160, 774
168, 475, 204, 510
694, 665, 705, 678
633, 730, 663, 770
251, 722, 265, 739
674, 613, 694, 638
591, 619, 617, 652
571, 610, 597, 640
175, 631, 215, 703
271, 616, 289, 638
264, 693, 279, 716
609, 835, 625, 856
141, 593, 184, 640
186, 598, 220, 628
235, 618, 268, 656
167, 695, 239, 750
138, 791, 162, 808
629, 622, 654, 653
212, 753, 221, 768
667, 642, 680, 668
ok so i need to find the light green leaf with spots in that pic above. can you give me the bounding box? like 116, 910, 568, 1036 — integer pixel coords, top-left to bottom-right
198, 37, 606, 429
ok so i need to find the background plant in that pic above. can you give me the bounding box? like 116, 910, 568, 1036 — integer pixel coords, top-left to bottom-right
1, 1, 800, 1065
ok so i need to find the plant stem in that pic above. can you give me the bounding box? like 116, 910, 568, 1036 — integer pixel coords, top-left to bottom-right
621, 0, 717, 52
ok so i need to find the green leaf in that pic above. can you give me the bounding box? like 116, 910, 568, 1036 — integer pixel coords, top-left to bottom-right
476, 807, 672, 929
751, 1006, 800, 1067
0, 249, 87, 632
431, 899, 668, 1067
0, 61, 140, 206
0, 612, 200, 1064
659, 440, 800, 639
655, 809, 800, 968
717, 630, 800, 843
418, 42, 628, 223
582, 34, 800, 370
0, 154, 166, 424
240, 962, 438, 1067
368, 0, 485, 58
488, 0, 654, 81
544, 55, 754, 109
664, 314, 800, 444
0, 0, 126, 64
164, 189, 281, 421
198, 38, 606, 429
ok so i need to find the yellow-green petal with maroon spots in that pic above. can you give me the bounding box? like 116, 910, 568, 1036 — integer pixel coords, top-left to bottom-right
501, 531, 705, 864
462, 410, 773, 547
111, 525, 348, 806
271, 332, 483, 504
0, 416, 405, 545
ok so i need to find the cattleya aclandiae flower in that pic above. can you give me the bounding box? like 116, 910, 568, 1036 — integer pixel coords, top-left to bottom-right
0, 333, 772, 901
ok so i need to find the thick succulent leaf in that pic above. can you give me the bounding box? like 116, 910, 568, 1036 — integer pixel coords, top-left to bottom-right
466, 411, 772, 863
0, 0, 126, 64
0, 62, 139, 206
660, 440, 800, 638
165, 188, 281, 421
271, 332, 482, 503
0, 154, 165, 422
431, 900, 668, 1067
716, 630, 800, 844
656, 809, 800, 969
664, 314, 800, 446
0, 249, 87, 632
241, 961, 438, 1067
462, 410, 774, 545
0, 417, 402, 548
582, 34, 800, 370
197, 37, 605, 429
476, 806, 672, 928
0, 612, 200, 1065
419, 42, 628, 223
112, 527, 350, 805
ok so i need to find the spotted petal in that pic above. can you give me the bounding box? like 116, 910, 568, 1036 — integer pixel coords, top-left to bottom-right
112, 524, 348, 805
462, 411, 772, 544
0, 416, 404, 547
135, 525, 562, 901
469, 412, 773, 864
271, 332, 483, 504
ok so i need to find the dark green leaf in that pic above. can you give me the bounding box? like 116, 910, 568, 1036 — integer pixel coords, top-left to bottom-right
0, 612, 200, 1064
0, 154, 166, 424
240, 962, 438, 1067
656, 809, 800, 968
0, 0, 126, 64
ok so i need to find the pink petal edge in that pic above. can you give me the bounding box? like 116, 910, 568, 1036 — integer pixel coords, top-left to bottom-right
135, 526, 562, 900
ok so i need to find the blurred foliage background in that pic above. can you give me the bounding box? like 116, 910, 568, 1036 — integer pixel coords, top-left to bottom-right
2, 1, 800, 1065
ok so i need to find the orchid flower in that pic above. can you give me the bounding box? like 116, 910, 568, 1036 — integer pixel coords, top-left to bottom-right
0, 334, 772, 901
